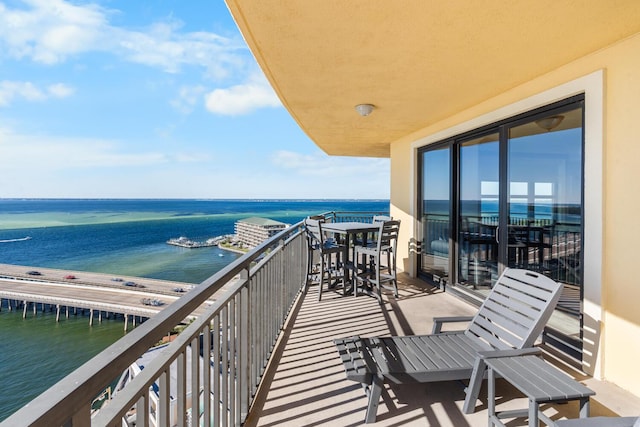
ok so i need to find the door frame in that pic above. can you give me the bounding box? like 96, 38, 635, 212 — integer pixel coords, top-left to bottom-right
412, 70, 604, 376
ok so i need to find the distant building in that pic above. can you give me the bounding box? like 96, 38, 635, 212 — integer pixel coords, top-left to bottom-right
234, 217, 289, 248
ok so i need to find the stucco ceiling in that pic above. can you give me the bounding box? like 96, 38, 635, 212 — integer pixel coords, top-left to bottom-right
225, 1, 640, 158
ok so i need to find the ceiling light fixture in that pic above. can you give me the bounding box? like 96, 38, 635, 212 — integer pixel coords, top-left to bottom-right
355, 104, 375, 117
535, 115, 564, 131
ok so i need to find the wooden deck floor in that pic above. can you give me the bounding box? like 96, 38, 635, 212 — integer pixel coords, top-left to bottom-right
246, 274, 640, 426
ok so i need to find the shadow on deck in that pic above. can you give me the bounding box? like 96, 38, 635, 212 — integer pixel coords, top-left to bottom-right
245, 274, 640, 426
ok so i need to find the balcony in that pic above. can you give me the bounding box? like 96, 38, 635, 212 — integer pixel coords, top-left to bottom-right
247, 274, 640, 426
3, 213, 639, 426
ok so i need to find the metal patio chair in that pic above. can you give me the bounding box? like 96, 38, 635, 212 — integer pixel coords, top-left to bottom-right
304, 217, 345, 301
352, 219, 401, 302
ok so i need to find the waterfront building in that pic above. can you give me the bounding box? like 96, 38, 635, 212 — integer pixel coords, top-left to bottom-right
234, 217, 289, 249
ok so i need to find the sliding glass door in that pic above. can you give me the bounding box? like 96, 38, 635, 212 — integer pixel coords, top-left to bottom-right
419, 97, 584, 359
419, 145, 450, 287
506, 108, 584, 355
457, 133, 499, 294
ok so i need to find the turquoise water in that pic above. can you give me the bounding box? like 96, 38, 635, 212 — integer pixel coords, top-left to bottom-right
0, 199, 388, 421
0, 311, 126, 420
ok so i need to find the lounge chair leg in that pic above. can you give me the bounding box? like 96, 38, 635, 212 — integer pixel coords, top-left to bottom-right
364, 375, 383, 424
529, 401, 539, 427
463, 356, 487, 414
579, 397, 590, 418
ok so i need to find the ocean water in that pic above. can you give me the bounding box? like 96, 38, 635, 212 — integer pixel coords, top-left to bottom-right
0, 199, 388, 421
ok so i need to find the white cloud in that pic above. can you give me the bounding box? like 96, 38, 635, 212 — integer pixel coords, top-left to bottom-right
174, 152, 211, 163
271, 150, 390, 178
170, 85, 207, 114
0, 0, 247, 77
0, 127, 213, 168
204, 73, 281, 116
0, 0, 107, 64
0, 125, 224, 198
115, 22, 243, 78
268, 150, 390, 199
0, 81, 43, 105
0, 127, 389, 198
0, 1, 282, 116
0, 128, 162, 170
47, 82, 75, 98
0, 80, 74, 106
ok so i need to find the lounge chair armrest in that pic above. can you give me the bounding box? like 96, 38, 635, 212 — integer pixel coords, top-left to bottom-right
432, 316, 474, 334
477, 347, 542, 360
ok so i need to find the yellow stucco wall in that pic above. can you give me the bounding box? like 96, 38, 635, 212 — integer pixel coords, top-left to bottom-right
390, 32, 640, 397
389, 141, 414, 275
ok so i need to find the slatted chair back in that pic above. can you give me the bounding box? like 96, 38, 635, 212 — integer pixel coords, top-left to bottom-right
372, 215, 392, 223
375, 219, 400, 254
305, 217, 338, 251
464, 268, 563, 350
304, 217, 323, 247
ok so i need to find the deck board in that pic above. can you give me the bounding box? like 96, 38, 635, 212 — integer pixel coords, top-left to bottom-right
245, 274, 640, 426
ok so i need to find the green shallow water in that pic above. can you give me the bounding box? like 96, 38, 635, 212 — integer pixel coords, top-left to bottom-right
0, 309, 126, 421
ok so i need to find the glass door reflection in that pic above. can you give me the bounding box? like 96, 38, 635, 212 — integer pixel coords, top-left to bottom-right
508, 109, 583, 357
420, 147, 451, 286
457, 133, 500, 293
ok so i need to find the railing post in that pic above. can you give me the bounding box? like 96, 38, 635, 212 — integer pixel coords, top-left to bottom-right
202, 322, 211, 427
279, 238, 286, 328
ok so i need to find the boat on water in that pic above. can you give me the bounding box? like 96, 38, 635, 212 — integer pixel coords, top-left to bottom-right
0, 236, 31, 243
166, 236, 226, 249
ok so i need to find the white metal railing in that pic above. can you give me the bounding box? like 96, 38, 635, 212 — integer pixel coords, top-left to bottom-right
1, 222, 308, 427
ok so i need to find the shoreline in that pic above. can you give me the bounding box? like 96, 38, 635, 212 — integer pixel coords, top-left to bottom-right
217, 244, 248, 255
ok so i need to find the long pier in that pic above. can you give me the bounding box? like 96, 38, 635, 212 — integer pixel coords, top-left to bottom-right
0, 264, 219, 330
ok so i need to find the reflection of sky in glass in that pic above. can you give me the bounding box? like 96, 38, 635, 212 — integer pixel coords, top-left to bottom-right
423, 147, 450, 201
461, 139, 498, 201
509, 127, 582, 205
422, 111, 583, 221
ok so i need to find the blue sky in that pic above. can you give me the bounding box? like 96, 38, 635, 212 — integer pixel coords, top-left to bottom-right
0, 0, 389, 199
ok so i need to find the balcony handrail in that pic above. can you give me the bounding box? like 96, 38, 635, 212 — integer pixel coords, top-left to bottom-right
324, 211, 389, 223
1, 210, 389, 426
2, 221, 309, 427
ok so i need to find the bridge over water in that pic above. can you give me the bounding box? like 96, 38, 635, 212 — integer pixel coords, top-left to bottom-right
0, 264, 221, 329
